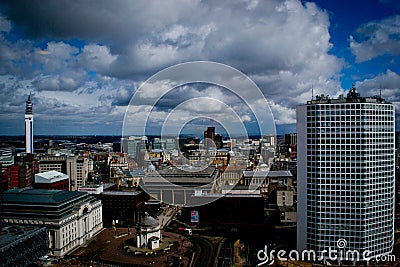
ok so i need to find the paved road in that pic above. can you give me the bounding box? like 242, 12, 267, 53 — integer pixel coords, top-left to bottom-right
157, 205, 179, 228
216, 239, 233, 267
191, 235, 214, 267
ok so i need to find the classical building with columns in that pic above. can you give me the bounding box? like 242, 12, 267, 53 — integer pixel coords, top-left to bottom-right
1, 188, 103, 257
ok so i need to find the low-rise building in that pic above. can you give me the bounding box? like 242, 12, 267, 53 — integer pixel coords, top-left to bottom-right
78, 184, 104, 194
99, 190, 149, 226
135, 214, 161, 250
34, 170, 69, 191
269, 184, 296, 225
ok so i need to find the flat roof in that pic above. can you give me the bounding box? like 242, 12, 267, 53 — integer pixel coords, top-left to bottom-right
101, 190, 141, 196
278, 206, 296, 212
268, 170, 293, 177
306, 87, 390, 105
152, 165, 217, 177
35, 170, 68, 183
242, 170, 292, 178
2, 188, 86, 204
195, 193, 262, 198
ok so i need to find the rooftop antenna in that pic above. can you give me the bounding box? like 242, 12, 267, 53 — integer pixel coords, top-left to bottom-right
379, 86, 382, 98
311, 84, 314, 100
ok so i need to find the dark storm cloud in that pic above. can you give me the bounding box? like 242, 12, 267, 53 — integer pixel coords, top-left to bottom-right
0, 0, 342, 79
0, 0, 356, 134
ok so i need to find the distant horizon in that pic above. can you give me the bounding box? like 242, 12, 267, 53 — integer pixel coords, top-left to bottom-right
0, 131, 298, 139
1, 1, 399, 136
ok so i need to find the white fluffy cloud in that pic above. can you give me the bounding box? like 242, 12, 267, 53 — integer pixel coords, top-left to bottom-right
356, 69, 400, 101
78, 44, 117, 74
350, 15, 400, 62
356, 69, 400, 126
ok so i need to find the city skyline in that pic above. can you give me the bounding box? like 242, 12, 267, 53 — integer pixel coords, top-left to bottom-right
0, 0, 399, 136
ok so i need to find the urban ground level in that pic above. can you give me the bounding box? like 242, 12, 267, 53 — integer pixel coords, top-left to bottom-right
38, 225, 400, 267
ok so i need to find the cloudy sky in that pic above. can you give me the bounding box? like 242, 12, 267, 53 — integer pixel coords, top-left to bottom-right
0, 0, 399, 136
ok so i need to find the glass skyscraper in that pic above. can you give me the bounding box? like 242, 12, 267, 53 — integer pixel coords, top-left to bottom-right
297, 86, 395, 260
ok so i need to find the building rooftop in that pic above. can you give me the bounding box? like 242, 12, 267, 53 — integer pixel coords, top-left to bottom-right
101, 190, 141, 196
278, 206, 296, 212
138, 215, 158, 228
131, 169, 146, 176
197, 193, 262, 198
307, 86, 390, 105
149, 165, 217, 177
35, 170, 68, 184
242, 170, 292, 178
2, 188, 86, 204
268, 170, 293, 177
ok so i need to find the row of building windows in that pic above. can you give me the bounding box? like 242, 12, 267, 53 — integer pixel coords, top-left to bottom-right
307, 113, 393, 119
307, 103, 393, 110
307, 168, 393, 174
308, 134, 393, 140
307, 191, 393, 197
307, 238, 392, 250
307, 118, 394, 125
306, 186, 393, 192
307, 129, 394, 135
307, 143, 393, 149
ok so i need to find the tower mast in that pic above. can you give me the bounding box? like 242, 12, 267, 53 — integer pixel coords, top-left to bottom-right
25, 94, 33, 154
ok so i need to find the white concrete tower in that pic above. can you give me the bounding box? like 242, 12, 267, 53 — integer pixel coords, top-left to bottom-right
25, 94, 33, 154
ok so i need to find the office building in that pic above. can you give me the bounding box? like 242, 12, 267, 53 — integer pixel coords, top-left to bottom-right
0, 167, 7, 193
269, 184, 296, 224
285, 133, 297, 146
297, 87, 395, 260
8, 164, 32, 189
123, 136, 148, 165
67, 157, 90, 191
164, 138, 177, 152
204, 127, 215, 150
99, 190, 149, 226
0, 147, 13, 167
37, 155, 90, 191
38, 155, 67, 173
126, 136, 142, 158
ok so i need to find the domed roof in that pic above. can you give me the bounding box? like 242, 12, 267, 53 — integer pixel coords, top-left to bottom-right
147, 164, 156, 171
139, 215, 158, 228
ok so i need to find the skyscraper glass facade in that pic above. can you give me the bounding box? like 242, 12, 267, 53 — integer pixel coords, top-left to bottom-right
297, 88, 395, 259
